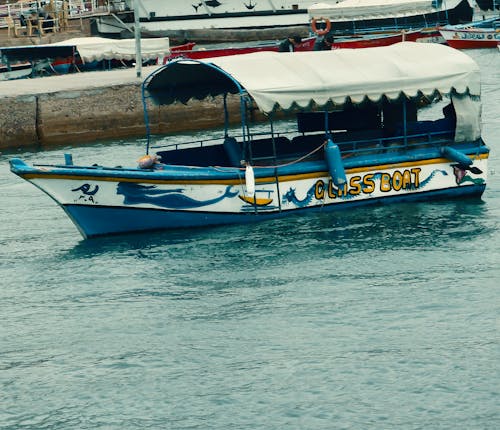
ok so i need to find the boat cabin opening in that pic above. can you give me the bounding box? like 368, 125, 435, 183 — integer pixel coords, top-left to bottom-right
151, 95, 464, 169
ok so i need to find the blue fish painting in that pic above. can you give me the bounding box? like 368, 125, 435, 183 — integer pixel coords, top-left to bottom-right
117, 182, 238, 209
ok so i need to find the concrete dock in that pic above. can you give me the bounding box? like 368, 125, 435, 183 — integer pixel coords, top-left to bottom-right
0, 65, 244, 151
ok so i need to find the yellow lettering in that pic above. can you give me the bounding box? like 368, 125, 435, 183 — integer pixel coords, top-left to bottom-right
315, 180, 325, 200
411, 168, 421, 188
380, 173, 392, 192
402, 169, 412, 189
349, 176, 362, 195
392, 170, 403, 191
327, 180, 337, 199
362, 174, 375, 193
337, 183, 348, 197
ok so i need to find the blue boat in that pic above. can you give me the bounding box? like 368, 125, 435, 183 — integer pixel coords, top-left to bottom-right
9, 42, 490, 238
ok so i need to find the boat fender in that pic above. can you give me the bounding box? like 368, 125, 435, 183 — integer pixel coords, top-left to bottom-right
245, 164, 255, 198
311, 17, 331, 36
440, 146, 472, 166
325, 139, 347, 186
138, 154, 162, 169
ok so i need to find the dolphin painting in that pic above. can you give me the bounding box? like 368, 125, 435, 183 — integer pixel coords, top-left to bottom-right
117, 182, 238, 209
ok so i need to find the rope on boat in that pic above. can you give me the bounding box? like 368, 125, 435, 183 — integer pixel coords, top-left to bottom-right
213, 141, 327, 171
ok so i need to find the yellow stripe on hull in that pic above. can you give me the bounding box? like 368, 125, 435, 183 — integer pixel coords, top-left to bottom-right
21, 153, 489, 186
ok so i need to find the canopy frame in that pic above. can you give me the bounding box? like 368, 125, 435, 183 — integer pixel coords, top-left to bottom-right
142, 44, 482, 152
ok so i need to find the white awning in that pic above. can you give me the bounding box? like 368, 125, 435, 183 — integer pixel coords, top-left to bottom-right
308, 0, 468, 21
48, 37, 170, 62
146, 42, 479, 113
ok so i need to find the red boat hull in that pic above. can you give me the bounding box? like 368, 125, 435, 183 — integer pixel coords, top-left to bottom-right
333, 29, 443, 49
445, 38, 499, 49
439, 28, 500, 49
163, 37, 317, 63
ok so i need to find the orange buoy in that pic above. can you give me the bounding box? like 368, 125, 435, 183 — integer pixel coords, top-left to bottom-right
311, 17, 331, 36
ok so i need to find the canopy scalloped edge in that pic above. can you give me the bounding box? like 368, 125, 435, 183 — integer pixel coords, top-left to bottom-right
144, 43, 480, 114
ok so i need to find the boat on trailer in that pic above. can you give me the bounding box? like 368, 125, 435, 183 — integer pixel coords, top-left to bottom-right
10, 42, 489, 238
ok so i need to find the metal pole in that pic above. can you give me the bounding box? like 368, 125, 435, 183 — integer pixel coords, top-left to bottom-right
134, 0, 142, 78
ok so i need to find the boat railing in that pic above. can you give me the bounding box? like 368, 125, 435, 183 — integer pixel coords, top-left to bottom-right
340, 129, 456, 155
151, 130, 293, 152
0, 0, 111, 29
151, 127, 462, 168
151, 135, 226, 151
329, 20, 447, 37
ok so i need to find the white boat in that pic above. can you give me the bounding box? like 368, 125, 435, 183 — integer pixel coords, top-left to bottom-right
439, 17, 500, 48
308, 0, 475, 34
10, 42, 490, 238
95, 0, 477, 40
96, 0, 321, 38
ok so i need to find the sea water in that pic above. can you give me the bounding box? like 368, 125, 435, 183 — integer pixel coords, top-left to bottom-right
0, 50, 499, 429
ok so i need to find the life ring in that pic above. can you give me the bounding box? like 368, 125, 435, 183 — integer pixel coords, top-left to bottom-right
311, 17, 331, 36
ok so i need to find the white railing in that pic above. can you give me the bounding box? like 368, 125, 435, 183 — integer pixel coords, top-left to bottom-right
0, 1, 119, 28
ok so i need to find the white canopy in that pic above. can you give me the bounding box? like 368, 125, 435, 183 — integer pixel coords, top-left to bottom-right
146, 42, 481, 141
147, 42, 479, 112
308, 0, 470, 21
48, 37, 170, 62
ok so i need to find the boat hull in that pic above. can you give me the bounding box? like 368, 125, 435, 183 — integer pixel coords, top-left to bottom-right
333, 29, 444, 49
95, 0, 473, 39
10, 153, 488, 238
163, 37, 316, 62
439, 28, 500, 48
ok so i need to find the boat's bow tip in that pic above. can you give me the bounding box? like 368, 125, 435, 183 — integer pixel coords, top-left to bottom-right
9, 158, 28, 172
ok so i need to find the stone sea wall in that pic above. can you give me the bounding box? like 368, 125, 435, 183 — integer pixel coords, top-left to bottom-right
0, 83, 246, 151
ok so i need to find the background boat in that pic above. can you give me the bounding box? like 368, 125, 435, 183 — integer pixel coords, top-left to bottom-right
331, 28, 444, 49
94, 0, 476, 41
95, 0, 320, 40
0, 36, 172, 77
439, 17, 500, 48
161, 36, 316, 63
308, 0, 475, 35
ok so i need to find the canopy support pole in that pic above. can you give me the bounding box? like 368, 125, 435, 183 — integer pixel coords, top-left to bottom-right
134, 0, 142, 79
403, 96, 408, 147
241, 96, 252, 163
269, 115, 282, 213
223, 94, 229, 137
324, 110, 333, 141
141, 80, 152, 154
